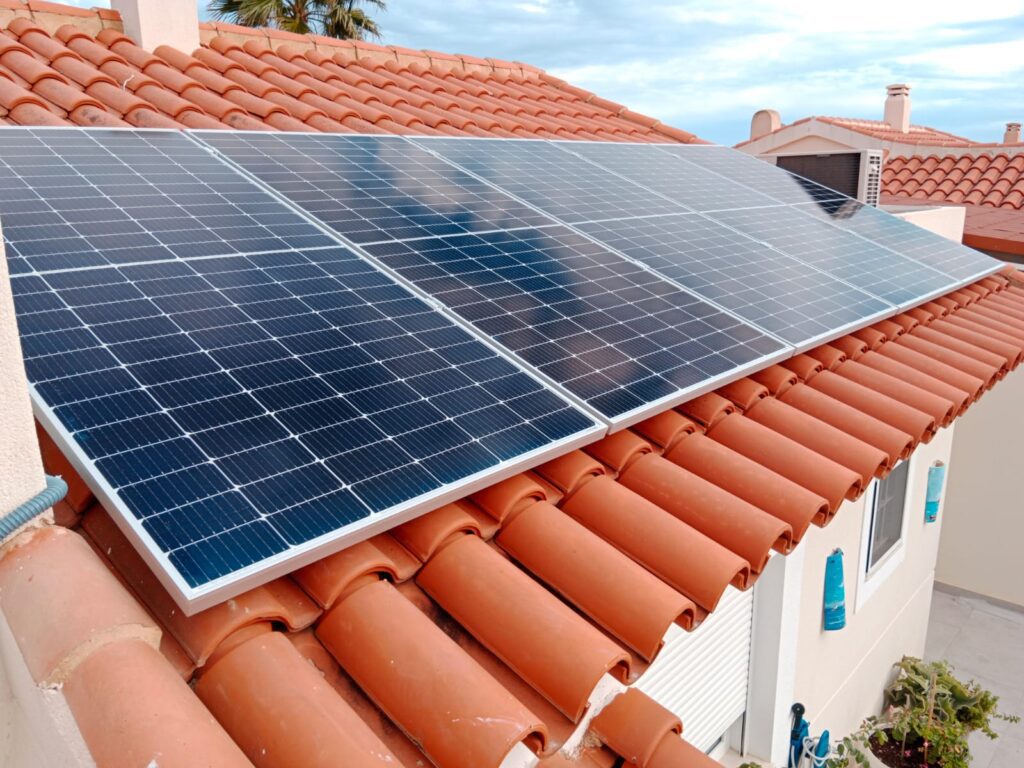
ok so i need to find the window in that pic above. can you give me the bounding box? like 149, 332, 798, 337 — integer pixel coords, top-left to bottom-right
856, 459, 912, 610
867, 460, 910, 570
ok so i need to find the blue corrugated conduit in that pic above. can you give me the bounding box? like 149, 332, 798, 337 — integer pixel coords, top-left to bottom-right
0, 475, 68, 540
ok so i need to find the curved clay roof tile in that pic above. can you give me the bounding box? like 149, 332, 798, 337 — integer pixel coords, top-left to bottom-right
415, 536, 630, 720
779, 383, 915, 464
318, 579, 549, 768
706, 411, 862, 512
195, 631, 406, 768
293, 535, 419, 609
497, 500, 696, 660
533, 449, 606, 497
66, 639, 253, 768
590, 688, 681, 768
619, 453, 794, 568
745, 396, 890, 484
562, 476, 749, 610
835, 358, 959, 427
391, 502, 484, 561
856, 351, 971, 416
665, 432, 830, 535
749, 364, 798, 395
895, 332, 999, 390
584, 429, 652, 473
630, 409, 700, 453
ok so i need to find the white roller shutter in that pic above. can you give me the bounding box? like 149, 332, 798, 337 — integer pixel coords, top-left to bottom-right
637, 586, 754, 752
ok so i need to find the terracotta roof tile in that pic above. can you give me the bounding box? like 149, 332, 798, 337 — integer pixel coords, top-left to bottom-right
9, 275, 1024, 766
883, 150, 1024, 253
3, 4, 1024, 765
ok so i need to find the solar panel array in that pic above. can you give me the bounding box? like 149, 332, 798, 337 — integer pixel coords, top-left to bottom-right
196, 132, 553, 243
205, 131, 790, 421
3, 129, 599, 607
364, 226, 784, 418
413, 138, 684, 223
0, 130, 335, 275
1, 127, 1002, 611
577, 213, 893, 345
793, 199, 999, 282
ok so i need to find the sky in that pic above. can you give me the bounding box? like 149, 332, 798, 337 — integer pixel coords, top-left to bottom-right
76, 0, 1024, 145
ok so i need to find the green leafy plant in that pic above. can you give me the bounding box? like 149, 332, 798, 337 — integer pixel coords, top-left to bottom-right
208, 0, 386, 40
828, 657, 1019, 768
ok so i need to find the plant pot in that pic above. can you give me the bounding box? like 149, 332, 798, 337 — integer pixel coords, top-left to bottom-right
865, 730, 940, 768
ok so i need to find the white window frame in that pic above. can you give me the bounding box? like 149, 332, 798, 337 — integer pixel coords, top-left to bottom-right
855, 455, 915, 612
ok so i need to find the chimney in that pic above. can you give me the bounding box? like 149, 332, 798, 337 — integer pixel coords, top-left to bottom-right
110, 0, 199, 53
1005, 122, 1022, 144
884, 84, 911, 133
750, 109, 781, 141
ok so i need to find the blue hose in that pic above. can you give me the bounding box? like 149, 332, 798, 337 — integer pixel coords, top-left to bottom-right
0, 475, 68, 539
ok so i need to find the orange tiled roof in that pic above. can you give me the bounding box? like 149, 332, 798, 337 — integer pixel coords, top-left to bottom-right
734, 115, 980, 150
816, 116, 979, 147
0, 3, 1023, 766
883, 152, 1024, 255
7, 269, 1024, 768
0, 9, 701, 143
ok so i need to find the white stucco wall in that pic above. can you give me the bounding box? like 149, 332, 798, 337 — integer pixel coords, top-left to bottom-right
0, 229, 45, 516
938, 367, 1024, 607
791, 425, 954, 740
889, 206, 968, 244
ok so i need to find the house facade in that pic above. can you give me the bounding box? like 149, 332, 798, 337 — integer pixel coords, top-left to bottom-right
0, 4, 1021, 768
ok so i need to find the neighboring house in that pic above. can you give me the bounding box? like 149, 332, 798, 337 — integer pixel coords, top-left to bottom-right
736, 86, 1024, 262
0, 4, 1022, 768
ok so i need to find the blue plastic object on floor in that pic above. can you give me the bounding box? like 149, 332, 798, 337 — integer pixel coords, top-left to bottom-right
823, 548, 846, 631
925, 462, 946, 523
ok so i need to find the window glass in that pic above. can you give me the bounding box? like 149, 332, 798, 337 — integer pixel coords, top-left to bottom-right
868, 460, 909, 570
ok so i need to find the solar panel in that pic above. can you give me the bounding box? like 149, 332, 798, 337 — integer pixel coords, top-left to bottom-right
363, 226, 789, 422
660, 144, 849, 205
0, 129, 336, 275
13, 248, 599, 603
577, 213, 894, 347
562, 141, 784, 212
793, 200, 999, 282
1, 128, 602, 611
196, 132, 553, 243
413, 137, 686, 223
699, 205, 964, 307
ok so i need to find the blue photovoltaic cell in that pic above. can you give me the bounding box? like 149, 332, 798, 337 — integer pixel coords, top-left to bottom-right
197, 131, 554, 243
10, 247, 597, 589
702, 205, 957, 306
0, 128, 335, 276
659, 144, 849, 205
414, 137, 686, 223
363, 225, 787, 419
792, 200, 999, 282
562, 141, 785, 212
577, 213, 893, 346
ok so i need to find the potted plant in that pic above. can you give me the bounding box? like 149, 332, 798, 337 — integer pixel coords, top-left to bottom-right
830, 656, 1019, 768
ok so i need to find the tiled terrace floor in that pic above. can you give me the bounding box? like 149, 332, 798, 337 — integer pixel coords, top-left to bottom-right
925, 586, 1024, 768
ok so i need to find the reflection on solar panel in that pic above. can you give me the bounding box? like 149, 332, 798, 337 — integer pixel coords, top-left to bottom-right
578, 214, 893, 347
13, 248, 598, 597
793, 200, 999, 282
364, 226, 788, 421
414, 137, 685, 223
660, 145, 848, 204
197, 132, 553, 243
0, 129, 335, 276
704, 206, 957, 307
1, 129, 601, 610
563, 141, 782, 212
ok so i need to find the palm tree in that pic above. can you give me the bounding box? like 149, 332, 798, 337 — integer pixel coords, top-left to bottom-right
208, 0, 386, 40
